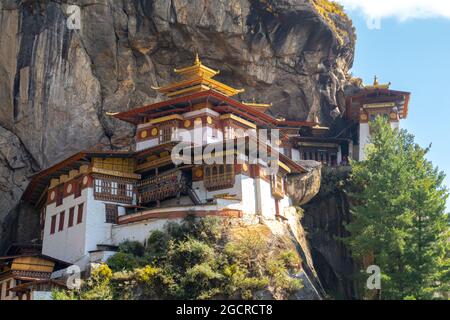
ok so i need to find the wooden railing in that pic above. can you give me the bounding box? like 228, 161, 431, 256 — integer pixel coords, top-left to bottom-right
137, 171, 182, 203
204, 173, 235, 191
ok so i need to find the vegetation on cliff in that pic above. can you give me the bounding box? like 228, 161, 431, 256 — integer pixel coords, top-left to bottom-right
53, 217, 303, 300
311, 0, 356, 46
344, 117, 450, 300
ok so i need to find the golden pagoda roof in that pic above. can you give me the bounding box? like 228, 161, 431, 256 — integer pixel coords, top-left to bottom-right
364, 75, 391, 90
174, 54, 220, 79
152, 54, 245, 98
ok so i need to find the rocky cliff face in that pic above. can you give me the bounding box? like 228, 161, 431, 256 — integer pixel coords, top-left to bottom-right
302, 167, 356, 299
286, 160, 322, 206
0, 0, 355, 266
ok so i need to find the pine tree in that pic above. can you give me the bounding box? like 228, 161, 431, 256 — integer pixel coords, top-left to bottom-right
344, 116, 450, 300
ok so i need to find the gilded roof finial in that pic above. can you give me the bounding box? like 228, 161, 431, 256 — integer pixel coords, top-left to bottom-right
195, 53, 201, 65
365, 76, 391, 90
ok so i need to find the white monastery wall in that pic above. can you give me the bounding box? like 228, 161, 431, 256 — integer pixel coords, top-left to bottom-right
136, 138, 159, 151
112, 218, 181, 245
42, 189, 88, 267
192, 174, 243, 202
358, 122, 370, 161
291, 148, 301, 161
259, 179, 276, 219
85, 189, 118, 252
240, 175, 257, 216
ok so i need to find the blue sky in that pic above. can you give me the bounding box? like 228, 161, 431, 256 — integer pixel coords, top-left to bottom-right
340, 6, 450, 210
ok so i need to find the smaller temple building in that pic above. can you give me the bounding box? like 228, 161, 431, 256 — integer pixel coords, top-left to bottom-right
0, 243, 69, 300
346, 77, 410, 161
293, 77, 411, 164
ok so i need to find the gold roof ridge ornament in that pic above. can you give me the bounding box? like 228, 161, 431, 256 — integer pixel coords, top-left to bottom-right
154, 54, 245, 98
242, 98, 273, 108
365, 75, 391, 90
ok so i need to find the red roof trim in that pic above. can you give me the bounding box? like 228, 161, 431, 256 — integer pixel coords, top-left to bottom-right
113, 91, 212, 124
113, 90, 318, 128
345, 88, 411, 120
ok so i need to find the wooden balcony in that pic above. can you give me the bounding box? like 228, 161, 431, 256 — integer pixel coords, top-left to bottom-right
204, 173, 235, 191
94, 193, 134, 204
137, 171, 183, 203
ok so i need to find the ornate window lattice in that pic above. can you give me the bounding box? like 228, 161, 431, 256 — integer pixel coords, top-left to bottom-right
93, 176, 134, 204
301, 149, 338, 166
159, 126, 173, 143
105, 204, 118, 224
204, 164, 235, 191
138, 171, 182, 204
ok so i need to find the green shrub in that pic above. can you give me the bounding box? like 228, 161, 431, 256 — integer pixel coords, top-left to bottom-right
80, 264, 113, 300
187, 216, 225, 244
118, 240, 145, 257
182, 263, 224, 299
146, 230, 168, 259
52, 289, 78, 300
107, 252, 140, 272
167, 237, 215, 271
98, 217, 304, 300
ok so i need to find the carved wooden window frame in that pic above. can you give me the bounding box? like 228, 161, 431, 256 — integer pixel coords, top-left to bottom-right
271, 174, 284, 199
93, 176, 135, 204
204, 164, 235, 191
105, 204, 118, 224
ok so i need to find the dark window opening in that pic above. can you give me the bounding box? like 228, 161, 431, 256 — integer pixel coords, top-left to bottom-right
50, 215, 57, 234
105, 204, 118, 224
77, 203, 84, 224
68, 207, 75, 227
58, 211, 65, 231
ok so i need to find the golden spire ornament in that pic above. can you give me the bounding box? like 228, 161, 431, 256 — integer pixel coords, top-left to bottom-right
194, 53, 201, 65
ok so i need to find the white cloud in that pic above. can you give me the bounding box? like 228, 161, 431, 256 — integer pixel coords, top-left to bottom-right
336, 0, 450, 21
